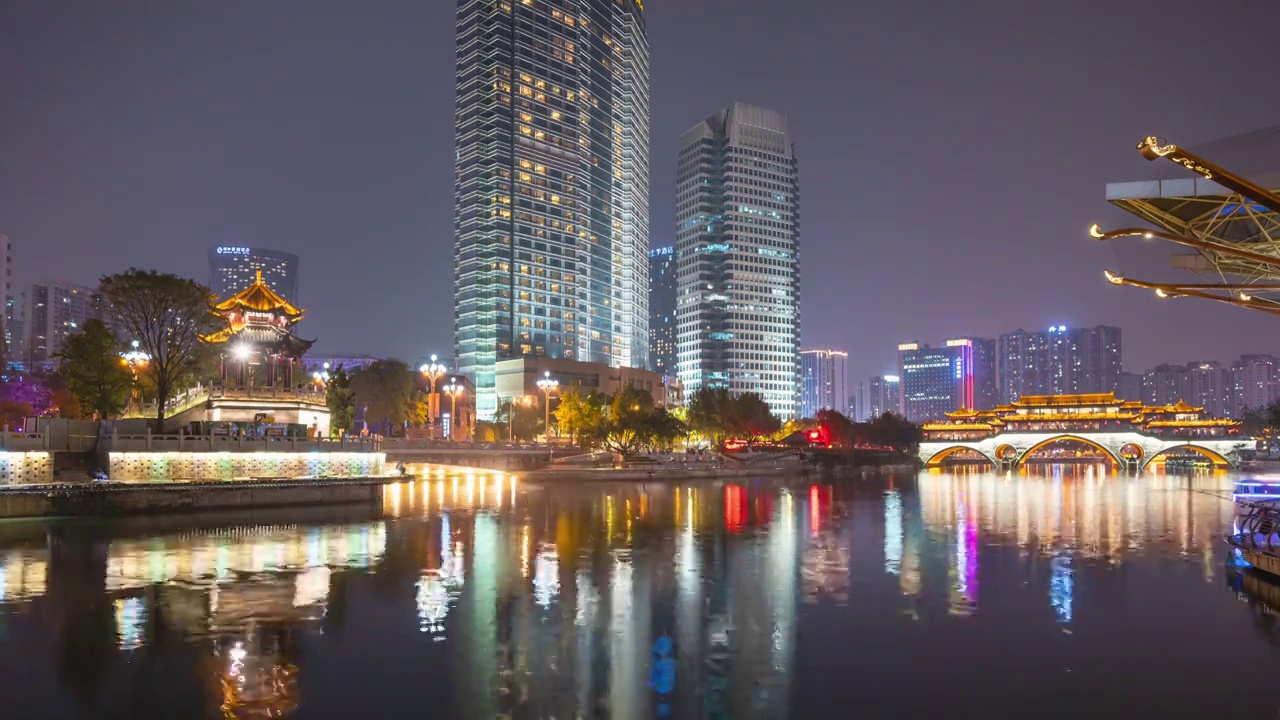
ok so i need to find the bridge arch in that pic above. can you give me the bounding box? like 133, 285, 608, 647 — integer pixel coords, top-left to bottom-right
1141, 443, 1231, 470
1013, 435, 1122, 469
923, 445, 998, 469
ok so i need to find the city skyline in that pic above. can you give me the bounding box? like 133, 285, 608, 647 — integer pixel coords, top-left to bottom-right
3, 1, 1280, 386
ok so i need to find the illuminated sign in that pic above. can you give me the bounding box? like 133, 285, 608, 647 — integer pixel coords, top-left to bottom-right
648, 246, 673, 257
897, 343, 918, 352
945, 339, 972, 347
1048, 324, 1067, 334
883, 375, 900, 382
216, 246, 251, 256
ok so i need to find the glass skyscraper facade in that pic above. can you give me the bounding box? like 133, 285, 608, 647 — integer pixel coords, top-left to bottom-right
800, 349, 847, 419
452, 0, 651, 418
648, 246, 676, 376
897, 338, 994, 421
865, 374, 900, 420
674, 103, 800, 418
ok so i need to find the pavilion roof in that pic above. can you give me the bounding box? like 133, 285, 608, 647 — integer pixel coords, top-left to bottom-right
213, 270, 305, 320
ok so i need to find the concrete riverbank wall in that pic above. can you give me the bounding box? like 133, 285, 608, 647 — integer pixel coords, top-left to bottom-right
0, 477, 398, 519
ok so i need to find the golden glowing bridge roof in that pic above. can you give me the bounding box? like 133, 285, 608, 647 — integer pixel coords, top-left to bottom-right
1011, 392, 1128, 408
213, 270, 304, 319
924, 393, 1238, 433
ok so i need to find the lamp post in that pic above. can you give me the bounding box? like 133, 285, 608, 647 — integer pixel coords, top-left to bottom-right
120, 340, 150, 412
536, 371, 559, 459
443, 378, 464, 442
420, 355, 448, 441
507, 395, 528, 444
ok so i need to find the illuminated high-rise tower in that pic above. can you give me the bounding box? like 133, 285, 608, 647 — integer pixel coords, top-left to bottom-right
675, 103, 801, 418
452, 0, 651, 418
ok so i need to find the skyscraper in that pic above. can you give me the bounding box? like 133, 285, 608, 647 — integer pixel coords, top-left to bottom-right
997, 325, 1122, 402
898, 342, 981, 422
959, 336, 997, 411
208, 246, 300, 304
1142, 363, 1189, 406
1185, 361, 1232, 418
648, 246, 676, 376
675, 103, 800, 418
799, 349, 847, 418
0, 234, 11, 363
1234, 354, 1279, 413
865, 374, 901, 419
452, 0, 651, 418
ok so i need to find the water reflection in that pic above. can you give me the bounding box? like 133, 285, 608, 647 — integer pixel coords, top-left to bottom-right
0, 465, 1271, 717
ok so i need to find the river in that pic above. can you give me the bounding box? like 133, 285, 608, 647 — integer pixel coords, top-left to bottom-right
0, 465, 1273, 718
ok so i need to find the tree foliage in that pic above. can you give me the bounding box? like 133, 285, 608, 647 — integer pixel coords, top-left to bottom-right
555, 388, 607, 446
350, 360, 421, 436
325, 365, 355, 436
55, 319, 133, 420
99, 269, 220, 427
687, 388, 781, 444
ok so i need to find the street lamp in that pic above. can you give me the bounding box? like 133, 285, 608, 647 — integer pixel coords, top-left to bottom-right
443, 377, 464, 442
420, 354, 448, 441
536, 371, 559, 457
119, 340, 150, 411
507, 395, 533, 443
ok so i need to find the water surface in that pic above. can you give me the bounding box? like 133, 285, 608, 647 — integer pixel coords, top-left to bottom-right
0, 465, 1273, 718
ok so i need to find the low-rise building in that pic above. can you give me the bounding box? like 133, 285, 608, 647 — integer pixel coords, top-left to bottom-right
495, 357, 683, 409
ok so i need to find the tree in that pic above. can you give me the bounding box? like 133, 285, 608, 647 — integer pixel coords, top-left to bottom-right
555, 388, 607, 446
326, 365, 355, 436
730, 392, 781, 441
687, 387, 734, 446
350, 360, 420, 435
100, 269, 220, 428
865, 412, 923, 453
814, 408, 855, 447
600, 387, 657, 457
55, 319, 132, 420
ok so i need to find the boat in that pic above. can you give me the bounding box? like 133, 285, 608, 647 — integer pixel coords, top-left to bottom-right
1232, 477, 1280, 511
1229, 501, 1280, 578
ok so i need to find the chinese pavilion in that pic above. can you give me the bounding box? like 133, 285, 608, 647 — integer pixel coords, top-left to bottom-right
184, 270, 330, 435
204, 270, 315, 390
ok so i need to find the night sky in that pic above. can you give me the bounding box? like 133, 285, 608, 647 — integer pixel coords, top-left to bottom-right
4, 0, 1280, 386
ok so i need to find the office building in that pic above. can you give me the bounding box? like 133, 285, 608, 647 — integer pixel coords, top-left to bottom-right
865, 374, 901, 420
997, 325, 1122, 403
674, 103, 800, 418
898, 341, 984, 422
848, 392, 860, 422
208, 246, 299, 304
649, 246, 677, 376
495, 357, 681, 410
452, 0, 651, 418
964, 336, 997, 411
26, 281, 111, 366
799, 349, 847, 418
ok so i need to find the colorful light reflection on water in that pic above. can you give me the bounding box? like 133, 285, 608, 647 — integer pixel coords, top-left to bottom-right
0, 465, 1276, 717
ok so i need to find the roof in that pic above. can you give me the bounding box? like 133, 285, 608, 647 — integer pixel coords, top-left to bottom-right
1012, 393, 1125, 408
213, 270, 305, 319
